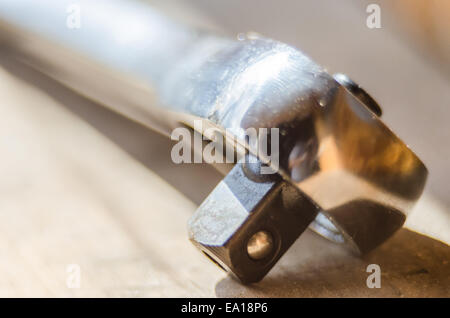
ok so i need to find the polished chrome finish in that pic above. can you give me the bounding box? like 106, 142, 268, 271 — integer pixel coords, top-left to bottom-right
333, 73, 382, 116
0, 0, 427, 282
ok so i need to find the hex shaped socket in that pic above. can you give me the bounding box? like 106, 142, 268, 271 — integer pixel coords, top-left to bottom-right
188, 158, 319, 283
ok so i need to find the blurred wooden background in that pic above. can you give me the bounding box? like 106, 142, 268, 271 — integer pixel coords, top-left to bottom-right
0, 0, 448, 297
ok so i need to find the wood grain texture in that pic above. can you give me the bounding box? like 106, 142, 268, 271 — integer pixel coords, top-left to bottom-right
0, 64, 224, 297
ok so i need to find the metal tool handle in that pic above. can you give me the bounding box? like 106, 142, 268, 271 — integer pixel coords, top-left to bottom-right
0, 0, 221, 133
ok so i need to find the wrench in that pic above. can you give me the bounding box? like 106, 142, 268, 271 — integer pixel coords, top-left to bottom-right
0, 0, 427, 283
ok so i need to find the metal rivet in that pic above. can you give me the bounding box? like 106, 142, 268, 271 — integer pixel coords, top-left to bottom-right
247, 230, 274, 260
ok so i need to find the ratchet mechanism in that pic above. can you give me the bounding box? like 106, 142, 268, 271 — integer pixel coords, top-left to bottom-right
0, 0, 427, 283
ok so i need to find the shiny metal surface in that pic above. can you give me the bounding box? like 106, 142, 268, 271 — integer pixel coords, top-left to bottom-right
0, 0, 427, 280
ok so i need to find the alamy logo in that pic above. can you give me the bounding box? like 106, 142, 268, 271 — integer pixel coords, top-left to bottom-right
66, 3, 81, 29
66, 264, 81, 289
170, 120, 279, 174
366, 4, 381, 29
366, 264, 381, 288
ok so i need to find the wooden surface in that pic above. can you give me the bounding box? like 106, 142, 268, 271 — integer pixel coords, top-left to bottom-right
0, 0, 449, 297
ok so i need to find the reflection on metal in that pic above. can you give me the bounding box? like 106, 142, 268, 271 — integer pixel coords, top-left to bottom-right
0, 0, 427, 283
333, 73, 382, 117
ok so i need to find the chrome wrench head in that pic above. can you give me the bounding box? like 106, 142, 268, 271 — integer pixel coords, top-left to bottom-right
184, 38, 427, 283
